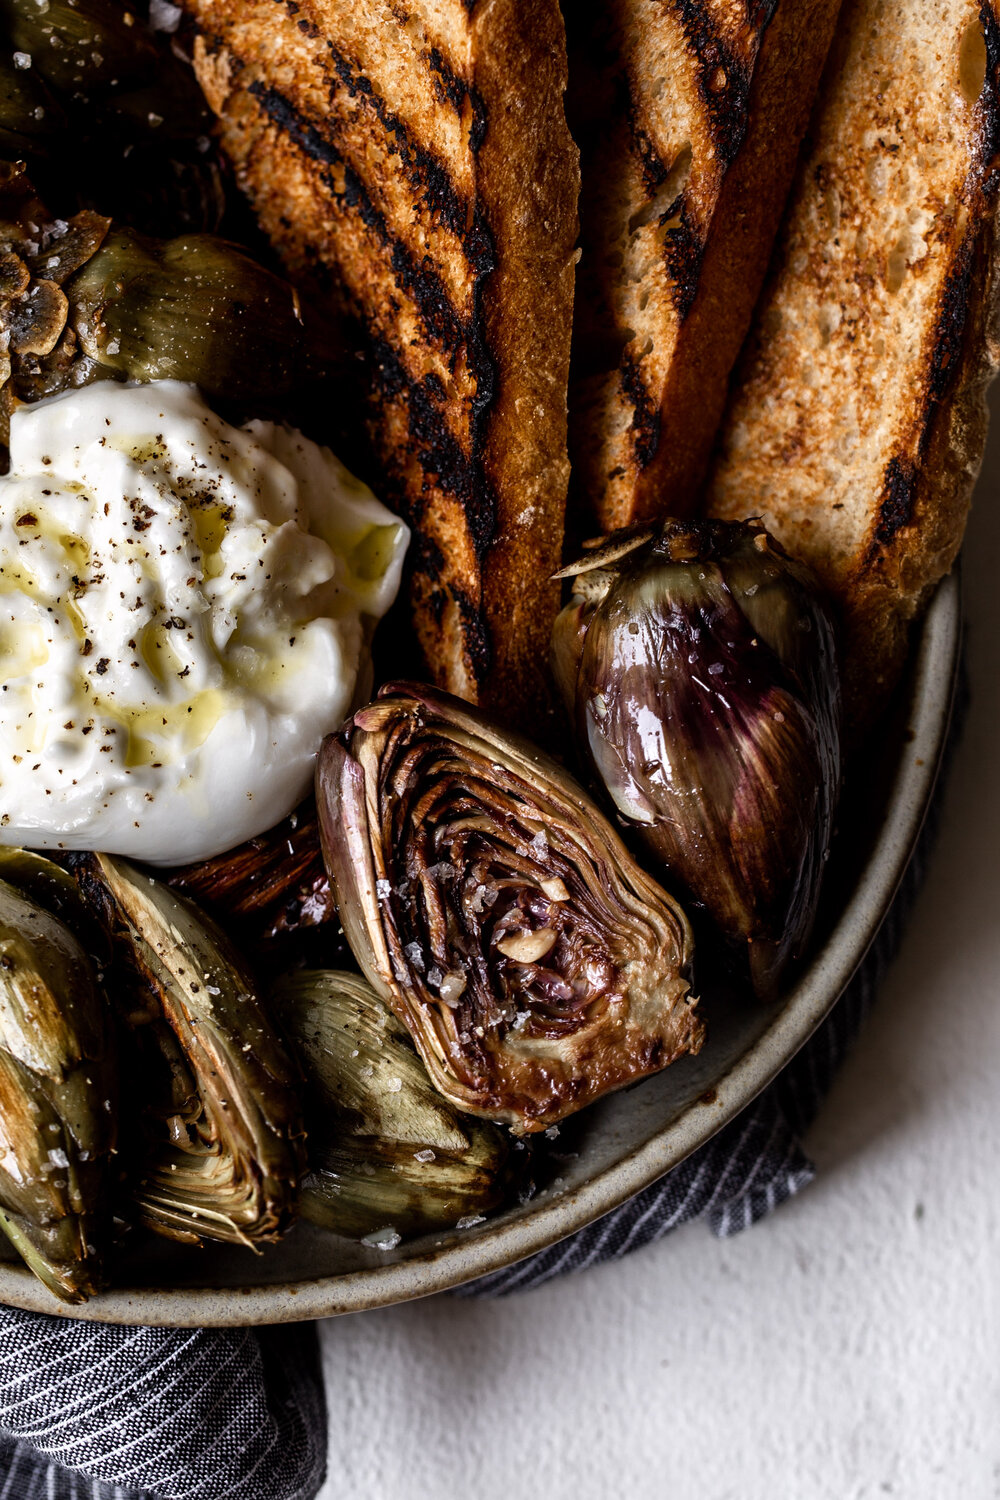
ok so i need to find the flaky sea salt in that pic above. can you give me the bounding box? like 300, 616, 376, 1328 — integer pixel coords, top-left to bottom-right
376, 878, 392, 900
361, 1226, 401, 1251
413, 1149, 436, 1163
471, 881, 500, 913
404, 941, 425, 971
13, 52, 31, 69
455, 1214, 485, 1230
149, 0, 183, 30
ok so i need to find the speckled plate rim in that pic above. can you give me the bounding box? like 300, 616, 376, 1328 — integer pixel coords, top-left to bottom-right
0, 572, 961, 1326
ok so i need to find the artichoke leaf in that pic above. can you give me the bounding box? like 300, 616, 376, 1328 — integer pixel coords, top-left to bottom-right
168, 802, 336, 949
0, 847, 97, 944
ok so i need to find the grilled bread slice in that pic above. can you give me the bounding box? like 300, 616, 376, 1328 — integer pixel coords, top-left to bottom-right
568, 0, 842, 533
184, 0, 579, 732
707, 0, 1000, 734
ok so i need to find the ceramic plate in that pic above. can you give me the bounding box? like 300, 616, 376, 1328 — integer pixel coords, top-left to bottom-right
0, 572, 961, 1325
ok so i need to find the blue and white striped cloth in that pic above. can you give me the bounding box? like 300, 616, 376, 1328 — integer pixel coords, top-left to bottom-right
0, 1323, 325, 1499
0, 684, 963, 1499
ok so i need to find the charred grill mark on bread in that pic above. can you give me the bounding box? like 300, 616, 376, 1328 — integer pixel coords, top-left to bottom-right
568, 0, 841, 533
185, 0, 577, 726
323, 43, 492, 265
619, 352, 661, 468
238, 70, 498, 538
674, 0, 759, 168
874, 459, 917, 547
708, 0, 1000, 735
246, 76, 488, 369
868, 244, 976, 553
425, 47, 487, 153
623, 114, 702, 321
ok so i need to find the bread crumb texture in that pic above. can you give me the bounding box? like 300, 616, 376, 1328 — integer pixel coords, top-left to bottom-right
709, 0, 1000, 734
568, 0, 841, 531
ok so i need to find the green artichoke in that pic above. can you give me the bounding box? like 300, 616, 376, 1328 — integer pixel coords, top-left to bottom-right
3, 0, 163, 96
67, 225, 337, 407
0, 54, 64, 162
0, 0, 225, 235
73, 854, 305, 1247
0, 853, 115, 1302
275, 969, 509, 1241
0, 161, 347, 453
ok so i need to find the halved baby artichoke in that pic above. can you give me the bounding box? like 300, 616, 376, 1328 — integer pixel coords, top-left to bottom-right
0, 853, 116, 1302
74, 854, 305, 1247
3, 0, 165, 98
317, 683, 702, 1133
68, 226, 341, 407
275, 970, 509, 1240
168, 804, 336, 952
552, 518, 842, 997
0, 161, 347, 453
0, 0, 226, 235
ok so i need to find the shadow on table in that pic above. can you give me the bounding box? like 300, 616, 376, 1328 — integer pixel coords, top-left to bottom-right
800, 378, 1000, 1184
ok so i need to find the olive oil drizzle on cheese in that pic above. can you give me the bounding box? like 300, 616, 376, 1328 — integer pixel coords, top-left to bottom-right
0, 518, 231, 769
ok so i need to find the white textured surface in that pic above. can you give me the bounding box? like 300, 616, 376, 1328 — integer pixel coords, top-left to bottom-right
317, 402, 1000, 1500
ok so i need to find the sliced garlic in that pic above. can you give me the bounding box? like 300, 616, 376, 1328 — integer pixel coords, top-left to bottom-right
496, 928, 557, 964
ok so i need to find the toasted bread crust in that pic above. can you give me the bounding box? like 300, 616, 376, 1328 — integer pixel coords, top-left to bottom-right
568, 0, 841, 533
707, 0, 1000, 733
185, 0, 578, 732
